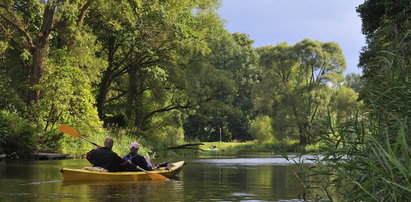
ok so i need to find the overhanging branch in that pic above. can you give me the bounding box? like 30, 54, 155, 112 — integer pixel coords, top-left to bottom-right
0, 5, 34, 49
78, 0, 94, 25
144, 103, 194, 120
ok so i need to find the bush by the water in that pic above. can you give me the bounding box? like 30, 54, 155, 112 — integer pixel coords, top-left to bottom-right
0, 110, 37, 158
249, 115, 273, 143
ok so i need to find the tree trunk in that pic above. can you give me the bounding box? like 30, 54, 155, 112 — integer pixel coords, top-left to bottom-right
299, 131, 309, 146
133, 72, 145, 129
133, 92, 144, 129
96, 37, 115, 118
298, 123, 309, 146
28, 4, 55, 103
96, 69, 112, 118
126, 68, 137, 120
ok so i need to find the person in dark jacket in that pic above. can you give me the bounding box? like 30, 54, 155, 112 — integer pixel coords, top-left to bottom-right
86, 137, 129, 172
123, 142, 154, 171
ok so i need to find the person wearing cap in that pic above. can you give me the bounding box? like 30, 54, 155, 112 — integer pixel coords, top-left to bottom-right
123, 142, 154, 171
86, 137, 130, 172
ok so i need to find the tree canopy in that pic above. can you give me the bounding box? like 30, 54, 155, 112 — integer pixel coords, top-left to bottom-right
0, 0, 364, 154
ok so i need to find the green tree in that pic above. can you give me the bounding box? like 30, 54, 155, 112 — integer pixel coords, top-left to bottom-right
300, 2, 411, 201
344, 73, 364, 92
0, 0, 106, 153
255, 39, 346, 145
249, 115, 273, 143
183, 31, 261, 142
0, 0, 96, 104
91, 0, 223, 132
227, 33, 260, 140
357, 0, 411, 124
329, 86, 362, 125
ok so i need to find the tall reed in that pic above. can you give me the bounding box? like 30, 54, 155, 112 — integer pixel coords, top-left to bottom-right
292, 50, 411, 201
292, 114, 410, 201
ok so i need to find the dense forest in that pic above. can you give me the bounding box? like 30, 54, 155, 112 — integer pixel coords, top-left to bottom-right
0, 0, 409, 200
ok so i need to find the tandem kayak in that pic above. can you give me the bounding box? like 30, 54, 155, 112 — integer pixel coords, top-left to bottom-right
60, 161, 185, 182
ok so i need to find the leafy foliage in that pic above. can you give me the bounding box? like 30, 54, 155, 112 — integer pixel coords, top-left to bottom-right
254, 40, 347, 145
298, 112, 410, 201
182, 31, 259, 142
345, 73, 364, 92
357, 0, 411, 123
0, 110, 37, 158
292, 2, 411, 200
0, 1, 365, 168
249, 115, 273, 143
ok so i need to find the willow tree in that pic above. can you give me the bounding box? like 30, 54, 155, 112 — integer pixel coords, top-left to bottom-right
255, 39, 346, 145
90, 0, 223, 130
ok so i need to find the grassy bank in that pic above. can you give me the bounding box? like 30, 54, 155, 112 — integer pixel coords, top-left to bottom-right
199, 140, 317, 153
60, 138, 317, 159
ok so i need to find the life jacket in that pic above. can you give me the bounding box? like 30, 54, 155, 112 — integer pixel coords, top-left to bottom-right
124, 153, 140, 161
87, 147, 128, 172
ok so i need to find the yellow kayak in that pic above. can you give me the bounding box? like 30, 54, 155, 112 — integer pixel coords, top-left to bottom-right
60, 161, 184, 182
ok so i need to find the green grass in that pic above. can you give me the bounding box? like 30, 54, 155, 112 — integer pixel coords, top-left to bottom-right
200, 140, 310, 153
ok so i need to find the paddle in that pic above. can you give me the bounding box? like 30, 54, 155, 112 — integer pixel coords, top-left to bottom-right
59, 124, 167, 180
59, 124, 99, 147
134, 164, 167, 180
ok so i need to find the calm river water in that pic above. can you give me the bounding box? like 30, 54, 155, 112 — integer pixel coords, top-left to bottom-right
0, 153, 315, 201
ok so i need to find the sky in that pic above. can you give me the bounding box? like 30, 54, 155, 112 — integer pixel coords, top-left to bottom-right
218, 0, 365, 75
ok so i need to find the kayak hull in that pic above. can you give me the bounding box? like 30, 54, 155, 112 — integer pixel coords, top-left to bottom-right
203, 149, 219, 152
60, 161, 184, 182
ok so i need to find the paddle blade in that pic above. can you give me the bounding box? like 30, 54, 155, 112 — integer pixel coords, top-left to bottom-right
147, 173, 167, 180
59, 124, 83, 139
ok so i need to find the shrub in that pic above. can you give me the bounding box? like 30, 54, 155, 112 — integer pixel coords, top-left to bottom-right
0, 110, 37, 158
37, 129, 63, 152
249, 115, 273, 143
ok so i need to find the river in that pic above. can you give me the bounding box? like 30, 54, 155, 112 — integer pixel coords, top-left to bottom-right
0, 153, 317, 201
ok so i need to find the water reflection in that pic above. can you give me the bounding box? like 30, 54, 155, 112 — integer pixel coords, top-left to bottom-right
59, 179, 185, 201
0, 154, 313, 201
193, 156, 317, 166
183, 158, 304, 201
196, 152, 320, 163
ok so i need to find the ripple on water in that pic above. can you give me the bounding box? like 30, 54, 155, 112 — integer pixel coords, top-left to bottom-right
192, 155, 319, 166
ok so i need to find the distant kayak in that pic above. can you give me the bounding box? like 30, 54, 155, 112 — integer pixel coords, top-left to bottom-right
203, 149, 220, 152
60, 161, 184, 182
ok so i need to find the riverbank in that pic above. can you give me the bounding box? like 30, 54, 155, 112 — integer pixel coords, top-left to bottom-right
199, 140, 319, 154
0, 138, 318, 160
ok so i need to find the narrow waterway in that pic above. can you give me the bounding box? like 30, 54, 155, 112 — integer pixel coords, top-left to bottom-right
0, 153, 317, 201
